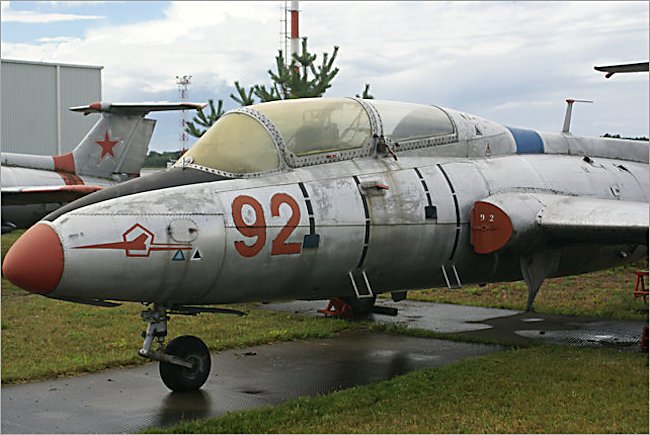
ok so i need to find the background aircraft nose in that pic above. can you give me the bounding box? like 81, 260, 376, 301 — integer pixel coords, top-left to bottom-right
2, 223, 64, 294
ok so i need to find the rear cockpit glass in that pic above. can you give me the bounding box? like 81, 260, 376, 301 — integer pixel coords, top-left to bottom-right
370, 100, 454, 142
255, 98, 371, 156
178, 112, 280, 174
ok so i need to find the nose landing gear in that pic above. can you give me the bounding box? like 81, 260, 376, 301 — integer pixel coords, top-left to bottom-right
138, 303, 245, 391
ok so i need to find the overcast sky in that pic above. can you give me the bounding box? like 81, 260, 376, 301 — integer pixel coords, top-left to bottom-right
1, 1, 648, 152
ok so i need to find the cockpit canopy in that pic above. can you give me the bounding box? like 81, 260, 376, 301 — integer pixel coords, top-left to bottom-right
256, 98, 371, 157
371, 100, 455, 142
176, 98, 455, 176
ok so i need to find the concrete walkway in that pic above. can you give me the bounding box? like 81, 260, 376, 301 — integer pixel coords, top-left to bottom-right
1, 330, 500, 434
261, 299, 646, 349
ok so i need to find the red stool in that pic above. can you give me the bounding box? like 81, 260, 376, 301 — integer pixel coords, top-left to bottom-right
318, 298, 354, 318
634, 271, 649, 302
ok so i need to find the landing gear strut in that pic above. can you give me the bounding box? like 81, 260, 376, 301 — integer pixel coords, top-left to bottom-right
138, 303, 245, 391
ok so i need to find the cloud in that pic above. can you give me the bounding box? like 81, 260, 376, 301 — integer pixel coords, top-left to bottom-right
2, 10, 103, 23
43, 1, 116, 6
1, 1, 283, 98
35, 36, 81, 44
1, 1, 647, 150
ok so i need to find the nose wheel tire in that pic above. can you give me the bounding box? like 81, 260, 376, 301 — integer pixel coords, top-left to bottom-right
159, 335, 211, 391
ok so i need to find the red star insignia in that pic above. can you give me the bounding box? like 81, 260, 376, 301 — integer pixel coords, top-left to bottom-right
96, 131, 119, 159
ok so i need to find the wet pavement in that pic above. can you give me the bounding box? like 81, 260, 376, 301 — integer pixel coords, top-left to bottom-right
1, 330, 500, 434
261, 299, 647, 349
3, 300, 645, 434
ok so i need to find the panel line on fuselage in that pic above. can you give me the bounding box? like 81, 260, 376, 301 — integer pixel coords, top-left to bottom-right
436, 164, 461, 261
297, 182, 316, 235
352, 175, 371, 269
413, 167, 433, 207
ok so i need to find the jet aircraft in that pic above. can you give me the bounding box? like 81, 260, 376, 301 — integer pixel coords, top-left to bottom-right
1, 102, 203, 232
3, 97, 648, 392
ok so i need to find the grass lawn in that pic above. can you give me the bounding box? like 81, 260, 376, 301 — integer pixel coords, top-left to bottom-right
408, 259, 649, 321
149, 345, 649, 434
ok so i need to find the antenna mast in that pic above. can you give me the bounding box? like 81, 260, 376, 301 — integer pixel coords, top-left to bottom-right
281, 1, 288, 67
562, 98, 593, 133
175, 75, 192, 154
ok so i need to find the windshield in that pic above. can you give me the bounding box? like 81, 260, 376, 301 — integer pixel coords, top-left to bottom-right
255, 98, 371, 156
370, 100, 454, 142
178, 112, 280, 174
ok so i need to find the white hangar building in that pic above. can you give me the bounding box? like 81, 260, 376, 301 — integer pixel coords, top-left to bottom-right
1, 59, 103, 156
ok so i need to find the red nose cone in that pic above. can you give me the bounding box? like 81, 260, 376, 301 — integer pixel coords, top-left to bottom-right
2, 223, 63, 294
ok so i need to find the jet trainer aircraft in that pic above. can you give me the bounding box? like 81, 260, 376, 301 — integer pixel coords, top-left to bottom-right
1, 102, 203, 232
3, 97, 648, 392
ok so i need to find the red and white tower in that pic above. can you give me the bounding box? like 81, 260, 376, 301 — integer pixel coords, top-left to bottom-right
282, 1, 300, 66
290, 0, 300, 58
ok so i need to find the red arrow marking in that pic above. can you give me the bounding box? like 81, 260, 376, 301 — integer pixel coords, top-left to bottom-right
76, 233, 149, 252
74, 224, 193, 257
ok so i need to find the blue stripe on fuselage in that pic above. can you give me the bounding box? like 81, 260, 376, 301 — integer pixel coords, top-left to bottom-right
506, 126, 544, 154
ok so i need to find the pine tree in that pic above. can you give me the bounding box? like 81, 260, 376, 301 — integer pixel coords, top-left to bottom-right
186, 37, 373, 138
185, 99, 225, 138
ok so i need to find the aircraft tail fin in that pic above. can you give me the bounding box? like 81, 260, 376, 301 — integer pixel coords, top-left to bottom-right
55, 102, 204, 179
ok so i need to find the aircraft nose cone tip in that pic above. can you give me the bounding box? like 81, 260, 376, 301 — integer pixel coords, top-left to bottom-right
2, 223, 64, 294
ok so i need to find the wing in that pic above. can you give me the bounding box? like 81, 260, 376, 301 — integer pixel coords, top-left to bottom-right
470, 192, 648, 254
536, 197, 648, 244
70, 102, 206, 115
594, 62, 649, 78
1, 185, 103, 205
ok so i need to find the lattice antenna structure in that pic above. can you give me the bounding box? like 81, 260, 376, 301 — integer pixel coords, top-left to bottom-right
175, 75, 192, 153
280, 0, 300, 67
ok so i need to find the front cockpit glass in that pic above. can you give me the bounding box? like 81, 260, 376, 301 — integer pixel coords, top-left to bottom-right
178, 112, 280, 174
370, 100, 454, 142
254, 98, 371, 156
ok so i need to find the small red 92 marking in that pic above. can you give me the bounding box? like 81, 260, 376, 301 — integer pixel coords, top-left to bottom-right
232, 193, 302, 257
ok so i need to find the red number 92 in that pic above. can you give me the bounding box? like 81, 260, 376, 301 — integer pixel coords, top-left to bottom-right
232, 193, 302, 257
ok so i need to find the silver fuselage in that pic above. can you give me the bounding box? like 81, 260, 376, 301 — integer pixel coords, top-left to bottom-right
40, 107, 649, 304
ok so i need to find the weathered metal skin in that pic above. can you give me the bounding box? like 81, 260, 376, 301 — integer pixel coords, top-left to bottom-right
41, 156, 648, 304
7, 98, 649, 307
44, 167, 229, 222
